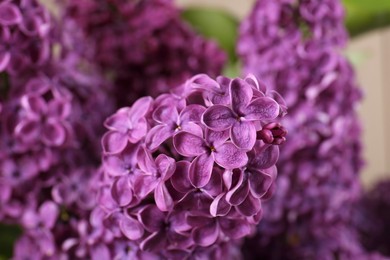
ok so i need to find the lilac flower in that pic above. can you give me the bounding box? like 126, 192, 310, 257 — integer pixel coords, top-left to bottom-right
63, 0, 226, 105
99, 73, 286, 256
238, 0, 364, 258
174, 129, 248, 187
102, 97, 152, 154
202, 78, 280, 149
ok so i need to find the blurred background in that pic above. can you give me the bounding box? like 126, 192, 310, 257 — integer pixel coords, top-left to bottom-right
175, 0, 390, 187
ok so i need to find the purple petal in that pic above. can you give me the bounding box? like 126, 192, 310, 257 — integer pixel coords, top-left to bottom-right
173, 131, 207, 157
101, 131, 127, 154
169, 211, 192, 233
189, 74, 220, 92
230, 78, 253, 114
155, 183, 173, 212
245, 74, 266, 94
111, 176, 133, 207
42, 121, 66, 147
230, 121, 256, 150
189, 153, 214, 188
226, 171, 249, 206
152, 104, 178, 124
128, 117, 148, 143
180, 122, 203, 138
244, 97, 280, 121
179, 104, 206, 123
39, 201, 58, 229
202, 105, 235, 131
205, 129, 229, 148
21, 95, 47, 115
192, 221, 219, 247
104, 109, 131, 132
138, 205, 165, 233
145, 124, 174, 150
155, 154, 176, 180
129, 96, 153, 122
171, 161, 192, 193
141, 231, 166, 252
210, 193, 231, 217
249, 142, 279, 169
120, 216, 144, 240
133, 175, 157, 199
137, 147, 157, 175
14, 119, 40, 142
0, 50, 10, 72
202, 169, 223, 197
214, 142, 248, 169
248, 169, 275, 199
219, 218, 251, 239
0, 3, 22, 26
236, 193, 262, 217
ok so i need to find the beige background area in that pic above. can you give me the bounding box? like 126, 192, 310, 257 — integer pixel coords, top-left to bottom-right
177, 0, 390, 186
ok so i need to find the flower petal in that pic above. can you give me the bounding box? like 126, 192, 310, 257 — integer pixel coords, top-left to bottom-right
201, 105, 235, 131
192, 221, 219, 247
129, 96, 153, 122
141, 231, 166, 252
133, 175, 157, 199
236, 193, 262, 217
230, 121, 256, 150
248, 169, 275, 199
230, 78, 253, 114
120, 216, 144, 240
244, 97, 280, 121
14, 119, 40, 143
249, 142, 279, 170
226, 172, 249, 206
173, 131, 207, 157
189, 154, 214, 188
138, 205, 166, 233
210, 193, 231, 217
155, 183, 173, 212
128, 117, 147, 143
111, 176, 133, 207
152, 104, 178, 124
0, 50, 10, 72
42, 121, 66, 147
219, 218, 251, 239
104, 109, 131, 132
101, 131, 127, 154
171, 161, 192, 193
205, 129, 229, 148
214, 142, 248, 169
0, 3, 22, 26
39, 201, 58, 229
145, 124, 174, 151
155, 154, 176, 180
179, 104, 206, 123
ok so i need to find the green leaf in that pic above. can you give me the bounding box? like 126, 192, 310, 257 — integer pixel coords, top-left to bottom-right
344, 0, 390, 37
181, 8, 239, 63
0, 224, 22, 258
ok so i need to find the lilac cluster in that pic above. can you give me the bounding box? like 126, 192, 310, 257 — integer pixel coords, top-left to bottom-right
63, 0, 227, 105
0, 0, 51, 74
99, 73, 286, 258
238, 0, 366, 258
353, 180, 390, 257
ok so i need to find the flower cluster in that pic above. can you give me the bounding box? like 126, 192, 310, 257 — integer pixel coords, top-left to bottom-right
99, 73, 286, 258
63, 0, 227, 105
238, 0, 365, 258
0, 0, 51, 74
353, 180, 390, 258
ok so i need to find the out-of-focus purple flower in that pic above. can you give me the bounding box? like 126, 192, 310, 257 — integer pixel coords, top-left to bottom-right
0, 0, 51, 74
99, 74, 286, 257
63, 0, 227, 105
353, 180, 390, 258
238, 0, 365, 258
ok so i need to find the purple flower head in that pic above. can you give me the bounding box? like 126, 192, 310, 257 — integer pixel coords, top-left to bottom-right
100, 73, 286, 256
64, 0, 227, 106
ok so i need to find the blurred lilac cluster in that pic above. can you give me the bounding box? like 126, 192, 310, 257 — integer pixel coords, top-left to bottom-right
64, 0, 226, 106
353, 180, 390, 257
98, 74, 286, 258
238, 0, 373, 258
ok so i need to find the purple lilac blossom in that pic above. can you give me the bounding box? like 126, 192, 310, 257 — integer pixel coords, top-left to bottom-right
238, 0, 367, 258
63, 0, 226, 106
353, 180, 390, 258
0, 0, 51, 74
99, 73, 287, 258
